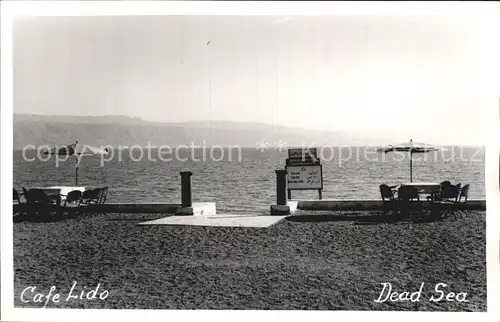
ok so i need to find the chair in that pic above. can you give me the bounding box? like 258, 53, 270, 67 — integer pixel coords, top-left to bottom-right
442, 183, 461, 210
80, 189, 92, 204
446, 183, 461, 201
397, 186, 421, 217
440, 180, 452, 187
80, 188, 103, 215
22, 187, 30, 210
62, 190, 86, 215
64, 190, 82, 205
95, 187, 108, 215
452, 184, 471, 217
379, 184, 397, 214
13, 188, 25, 215
13, 188, 22, 204
90, 188, 102, 204
436, 183, 462, 218
63, 190, 82, 206
433, 182, 461, 202
24, 188, 61, 219
458, 184, 470, 202
25, 188, 56, 204
398, 186, 420, 201
81, 188, 101, 205
98, 187, 108, 204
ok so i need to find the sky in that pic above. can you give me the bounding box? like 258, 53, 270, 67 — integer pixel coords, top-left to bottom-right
13, 15, 492, 145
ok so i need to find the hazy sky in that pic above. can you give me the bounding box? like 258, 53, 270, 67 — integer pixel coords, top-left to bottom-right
13, 15, 490, 144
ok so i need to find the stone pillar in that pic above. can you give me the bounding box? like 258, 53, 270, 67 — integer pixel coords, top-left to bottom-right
271, 169, 290, 215
177, 171, 193, 215
180, 171, 193, 207
275, 169, 288, 205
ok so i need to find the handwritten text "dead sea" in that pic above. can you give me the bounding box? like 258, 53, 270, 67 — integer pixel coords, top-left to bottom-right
374, 283, 469, 303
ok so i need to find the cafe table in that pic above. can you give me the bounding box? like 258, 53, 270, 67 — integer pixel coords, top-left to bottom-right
34, 186, 87, 201
400, 182, 440, 195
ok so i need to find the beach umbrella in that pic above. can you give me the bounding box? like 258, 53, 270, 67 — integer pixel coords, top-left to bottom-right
43, 141, 110, 185
377, 139, 439, 183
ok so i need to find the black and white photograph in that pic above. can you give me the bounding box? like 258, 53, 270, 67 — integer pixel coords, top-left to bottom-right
1, 2, 499, 321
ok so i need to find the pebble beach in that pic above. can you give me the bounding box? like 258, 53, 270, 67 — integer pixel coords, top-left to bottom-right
13, 210, 486, 311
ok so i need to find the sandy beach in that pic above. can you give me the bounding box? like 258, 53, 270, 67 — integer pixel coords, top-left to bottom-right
13, 210, 486, 311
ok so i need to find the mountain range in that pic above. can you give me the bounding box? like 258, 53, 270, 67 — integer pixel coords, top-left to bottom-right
12, 114, 427, 149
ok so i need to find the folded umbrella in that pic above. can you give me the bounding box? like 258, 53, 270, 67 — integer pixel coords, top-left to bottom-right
43, 143, 77, 156
43, 141, 110, 185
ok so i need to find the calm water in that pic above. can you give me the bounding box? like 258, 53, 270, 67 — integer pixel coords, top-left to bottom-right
13, 147, 485, 214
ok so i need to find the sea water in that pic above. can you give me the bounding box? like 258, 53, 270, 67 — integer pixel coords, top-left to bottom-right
13, 147, 485, 214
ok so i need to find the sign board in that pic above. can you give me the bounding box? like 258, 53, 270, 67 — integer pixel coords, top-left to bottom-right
286, 165, 323, 190
288, 148, 318, 161
286, 147, 323, 199
286, 158, 320, 166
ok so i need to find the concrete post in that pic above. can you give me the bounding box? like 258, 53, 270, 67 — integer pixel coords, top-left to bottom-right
275, 169, 288, 205
180, 171, 193, 207
177, 171, 193, 215
271, 169, 292, 215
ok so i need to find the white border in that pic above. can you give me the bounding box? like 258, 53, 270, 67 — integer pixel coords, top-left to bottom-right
1, 2, 499, 322
1, 2, 15, 319
484, 6, 500, 320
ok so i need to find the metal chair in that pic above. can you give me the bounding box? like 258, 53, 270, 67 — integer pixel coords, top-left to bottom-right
62, 190, 87, 216
96, 187, 108, 215
397, 185, 422, 217
80, 188, 103, 215
98, 187, 108, 204
453, 184, 471, 217
441, 183, 461, 202
398, 185, 420, 201
379, 184, 398, 214
458, 184, 470, 202
13, 188, 22, 204
81, 188, 100, 205
64, 190, 82, 206
436, 183, 463, 218
13, 188, 25, 215
24, 188, 61, 220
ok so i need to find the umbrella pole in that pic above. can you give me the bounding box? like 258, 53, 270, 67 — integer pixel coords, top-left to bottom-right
75, 154, 79, 186
410, 151, 412, 183
75, 141, 79, 186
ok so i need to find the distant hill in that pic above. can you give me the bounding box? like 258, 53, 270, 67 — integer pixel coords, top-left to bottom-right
13, 114, 403, 149
14, 114, 147, 125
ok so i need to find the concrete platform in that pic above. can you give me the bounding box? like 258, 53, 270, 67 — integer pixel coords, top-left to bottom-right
296, 199, 486, 211
270, 200, 299, 215
138, 214, 288, 228
14, 202, 216, 215
192, 202, 217, 215
175, 202, 217, 216
93, 202, 180, 213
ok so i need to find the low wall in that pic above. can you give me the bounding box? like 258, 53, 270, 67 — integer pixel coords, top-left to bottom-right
91, 203, 181, 213
297, 199, 486, 211
13, 199, 486, 214
13, 202, 216, 214
13, 202, 181, 214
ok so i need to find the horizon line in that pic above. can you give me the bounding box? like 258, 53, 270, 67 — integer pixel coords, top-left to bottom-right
13, 113, 484, 146
13, 144, 485, 150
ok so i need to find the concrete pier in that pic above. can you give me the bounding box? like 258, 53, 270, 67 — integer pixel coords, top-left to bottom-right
13, 199, 485, 215
13, 202, 216, 215
296, 199, 486, 211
